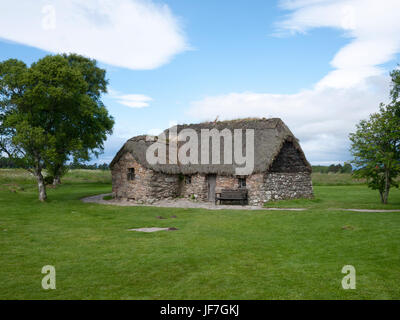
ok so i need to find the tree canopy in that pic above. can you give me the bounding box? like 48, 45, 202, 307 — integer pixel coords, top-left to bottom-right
349, 69, 400, 204
0, 54, 114, 201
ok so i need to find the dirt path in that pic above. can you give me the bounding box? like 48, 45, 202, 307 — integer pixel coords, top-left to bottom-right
81, 194, 307, 211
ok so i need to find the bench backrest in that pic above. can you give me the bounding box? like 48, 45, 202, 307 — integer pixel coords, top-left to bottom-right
220, 189, 247, 199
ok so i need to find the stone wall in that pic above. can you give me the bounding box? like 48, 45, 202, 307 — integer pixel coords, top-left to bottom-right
212, 172, 312, 205
247, 173, 268, 206
112, 153, 180, 203
180, 174, 267, 203
180, 174, 208, 200
112, 152, 313, 205
112, 153, 152, 200
149, 172, 180, 202
215, 175, 237, 193
215, 174, 267, 205
260, 140, 313, 203
264, 172, 313, 201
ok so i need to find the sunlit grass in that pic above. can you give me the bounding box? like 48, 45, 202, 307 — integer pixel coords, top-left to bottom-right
0, 169, 399, 299
0, 168, 111, 185
311, 172, 365, 186
264, 185, 400, 210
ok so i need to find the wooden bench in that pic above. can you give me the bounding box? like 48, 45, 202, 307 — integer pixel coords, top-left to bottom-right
215, 189, 248, 205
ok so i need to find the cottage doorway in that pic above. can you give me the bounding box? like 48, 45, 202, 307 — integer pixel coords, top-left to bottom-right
207, 174, 217, 202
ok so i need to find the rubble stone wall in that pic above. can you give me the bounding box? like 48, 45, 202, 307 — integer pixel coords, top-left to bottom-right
112, 150, 313, 205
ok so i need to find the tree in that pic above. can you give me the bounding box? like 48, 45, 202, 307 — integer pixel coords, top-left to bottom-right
44, 54, 113, 185
341, 162, 353, 174
0, 54, 114, 201
349, 102, 400, 204
328, 163, 342, 173
390, 67, 400, 103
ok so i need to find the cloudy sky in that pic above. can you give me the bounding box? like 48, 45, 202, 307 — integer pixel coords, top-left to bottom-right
1, 0, 399, 165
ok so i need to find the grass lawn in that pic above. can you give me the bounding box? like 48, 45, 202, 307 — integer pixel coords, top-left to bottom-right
264, 185, 400, 210
0, 169, 400, 299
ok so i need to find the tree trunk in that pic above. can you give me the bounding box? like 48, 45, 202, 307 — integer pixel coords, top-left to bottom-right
53, 175, 61, 186
35, 170, 47, 202
383, 168, 390, 204
379, 191, 384, 204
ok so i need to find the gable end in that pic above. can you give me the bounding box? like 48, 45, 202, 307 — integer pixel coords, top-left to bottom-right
269, 141, 311, 173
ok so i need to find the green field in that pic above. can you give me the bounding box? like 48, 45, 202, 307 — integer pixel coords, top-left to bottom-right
0, 169, 400, 299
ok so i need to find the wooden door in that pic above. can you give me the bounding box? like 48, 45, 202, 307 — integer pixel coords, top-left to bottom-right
207, 174, 216, 202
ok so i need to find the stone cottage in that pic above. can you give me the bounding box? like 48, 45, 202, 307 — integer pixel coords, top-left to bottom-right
110, 118, 313, 205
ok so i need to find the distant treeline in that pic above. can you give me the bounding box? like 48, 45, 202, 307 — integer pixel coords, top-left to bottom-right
0, 157, 110, 170
68, 161, 110, 170
312, 163, 352, 174
0, 157, 18, 168
1, 157, 353, 173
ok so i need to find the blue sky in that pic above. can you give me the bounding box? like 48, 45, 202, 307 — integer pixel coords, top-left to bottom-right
1, 0, 400, 165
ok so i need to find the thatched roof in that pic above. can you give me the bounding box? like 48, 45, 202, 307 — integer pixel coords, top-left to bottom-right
110, 118, 311, 175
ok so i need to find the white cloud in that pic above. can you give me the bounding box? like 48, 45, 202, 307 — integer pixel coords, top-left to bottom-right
276, 0, 400, 89
108, 89, 152, 108
188, 76, 391, 163
0, 0, 188, 70
188, 0, 400, 164
113, 94, 153, 108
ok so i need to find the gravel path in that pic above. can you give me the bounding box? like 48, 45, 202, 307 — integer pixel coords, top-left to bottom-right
81, 193, 307, 211
339, 208, 400, 213
128, 227, 171, 233
82, 194, 400, 212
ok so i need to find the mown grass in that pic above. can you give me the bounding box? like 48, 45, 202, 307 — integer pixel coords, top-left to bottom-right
0, 168, 111, 185
311, 172, 365, 186
264, 185, 400, 210
0, 169, 400, 299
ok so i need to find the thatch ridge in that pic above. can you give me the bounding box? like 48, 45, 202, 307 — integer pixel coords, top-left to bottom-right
110, 118, 311, 175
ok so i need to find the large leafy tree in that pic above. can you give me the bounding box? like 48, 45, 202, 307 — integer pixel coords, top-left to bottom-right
45, 53, 114, 185
0, 54, 114, 201
349, 69, 400, 204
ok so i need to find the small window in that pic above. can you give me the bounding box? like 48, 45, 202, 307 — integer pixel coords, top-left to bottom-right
185, 176, 192, 184
127, 168, 135, 181
238, 177, 246, 188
